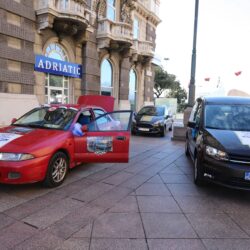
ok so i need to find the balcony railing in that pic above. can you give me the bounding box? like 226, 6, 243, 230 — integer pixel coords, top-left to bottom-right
35, 0, 90, 28
133, 40, 154, 57
97, 18, 133, 45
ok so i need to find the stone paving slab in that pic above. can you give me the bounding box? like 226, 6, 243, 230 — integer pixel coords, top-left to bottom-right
186, 213, 249, 238
2, 134, 250, 249
147, 239, 206, 250
141, 213, 198, 239
92, 212, 145, 238
0, 222, 37, 249
137, 195, 181, 213
22, 198, 85, 229
202, 239, 250, 250
90, 239, 147, 250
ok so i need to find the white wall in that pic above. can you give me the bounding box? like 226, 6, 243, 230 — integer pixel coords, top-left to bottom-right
0, 93, 39, 127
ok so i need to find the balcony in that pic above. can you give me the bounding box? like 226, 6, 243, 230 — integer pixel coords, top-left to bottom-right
132, 40, 154, 59
137, 0, 160, 16
97, 18, 133, 50
35, 0, 91, 37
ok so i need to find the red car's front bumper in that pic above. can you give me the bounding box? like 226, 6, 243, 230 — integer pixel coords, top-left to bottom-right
0, 155, 50, 184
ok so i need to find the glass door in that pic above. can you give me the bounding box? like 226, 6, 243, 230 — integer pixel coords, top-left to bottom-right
45, 74, 69, 104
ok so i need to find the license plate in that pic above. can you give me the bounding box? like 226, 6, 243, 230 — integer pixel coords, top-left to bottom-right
138, 128, 149, 131
244, 172, 250, 181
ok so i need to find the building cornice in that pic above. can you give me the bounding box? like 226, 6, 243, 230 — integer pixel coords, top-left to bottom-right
135, 1, 161, 26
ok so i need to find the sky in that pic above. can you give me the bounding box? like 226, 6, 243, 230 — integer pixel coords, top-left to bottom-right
155, 0, 250, 97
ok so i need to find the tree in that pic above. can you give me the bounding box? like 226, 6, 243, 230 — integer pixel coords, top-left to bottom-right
167, 83, 187, 112
154, 67, 177, 98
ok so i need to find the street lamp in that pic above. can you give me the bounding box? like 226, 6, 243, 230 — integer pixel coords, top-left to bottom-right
188, 0, 199, 106
163, 57, 169, 71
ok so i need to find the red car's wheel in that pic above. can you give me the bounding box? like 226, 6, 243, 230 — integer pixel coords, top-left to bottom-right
43, 152, 68, 188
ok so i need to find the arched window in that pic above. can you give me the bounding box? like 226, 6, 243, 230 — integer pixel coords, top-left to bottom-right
101, 59, 113, 96
107, 0, 116, 21
129, 69, 137, 111
45, 43, 69, 104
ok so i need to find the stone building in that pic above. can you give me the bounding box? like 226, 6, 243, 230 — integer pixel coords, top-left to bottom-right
0, 0, 160, 125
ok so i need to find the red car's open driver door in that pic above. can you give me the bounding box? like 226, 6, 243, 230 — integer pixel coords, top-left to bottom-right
74, 111, 132, 163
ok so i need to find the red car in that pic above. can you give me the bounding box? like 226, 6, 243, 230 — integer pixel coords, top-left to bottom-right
0, 96, 132, 187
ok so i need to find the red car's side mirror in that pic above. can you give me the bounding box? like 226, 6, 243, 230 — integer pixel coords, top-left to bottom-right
11, 118, 17, 124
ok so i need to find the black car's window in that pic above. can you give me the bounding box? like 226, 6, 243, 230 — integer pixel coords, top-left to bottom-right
138, 106, 164, 116
189, 102, 199, 122
13, 107, 77, 130
195, 104, 202, 126
205, 104, 250, 131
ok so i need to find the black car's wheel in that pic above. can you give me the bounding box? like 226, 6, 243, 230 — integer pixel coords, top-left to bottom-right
194, 156, 205, 186
160, 126, 166, 137
185, 140, 190, 156
43, 152, 68, 188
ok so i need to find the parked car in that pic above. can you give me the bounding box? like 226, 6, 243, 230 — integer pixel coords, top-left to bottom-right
132, 105, 173, 137
0, 95, 132, 187
185, 96, 250, 190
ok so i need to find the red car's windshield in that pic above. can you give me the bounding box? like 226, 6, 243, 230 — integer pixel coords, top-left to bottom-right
13, 107, 77, 130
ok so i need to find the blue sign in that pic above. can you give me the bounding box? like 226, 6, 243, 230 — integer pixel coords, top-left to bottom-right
34, 55, 82, 78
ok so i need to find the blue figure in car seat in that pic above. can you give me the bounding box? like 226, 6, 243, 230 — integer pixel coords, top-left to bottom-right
78, 115, 90, 125
72, 123, 84, 137
72, 114, 91, 137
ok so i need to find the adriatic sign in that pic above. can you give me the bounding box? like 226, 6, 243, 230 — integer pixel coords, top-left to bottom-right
34, 55, 82, 78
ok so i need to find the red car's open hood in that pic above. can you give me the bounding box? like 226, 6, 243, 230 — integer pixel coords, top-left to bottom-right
77, 95, 115, 112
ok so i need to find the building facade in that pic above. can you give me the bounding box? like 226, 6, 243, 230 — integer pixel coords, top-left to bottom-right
0, 0, 160, 124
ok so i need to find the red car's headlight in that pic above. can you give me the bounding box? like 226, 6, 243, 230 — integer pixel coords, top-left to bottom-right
0, 153, 35, 161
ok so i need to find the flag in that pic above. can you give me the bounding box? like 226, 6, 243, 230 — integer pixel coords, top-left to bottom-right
204, 77, 210, 81
235, 71, 242, 76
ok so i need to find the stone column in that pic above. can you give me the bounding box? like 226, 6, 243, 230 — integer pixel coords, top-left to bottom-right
119, 57, 131, 110
82, 32, 100, 96
143, 63, 154, 105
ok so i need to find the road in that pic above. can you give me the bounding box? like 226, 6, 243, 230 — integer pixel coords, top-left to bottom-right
1, 132, 250, 249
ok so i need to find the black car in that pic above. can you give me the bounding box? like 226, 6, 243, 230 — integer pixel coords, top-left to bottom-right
186, 96, 250, 190
132, 105, 173, 137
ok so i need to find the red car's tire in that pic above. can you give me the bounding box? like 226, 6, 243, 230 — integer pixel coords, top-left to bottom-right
43, 152, 68, 188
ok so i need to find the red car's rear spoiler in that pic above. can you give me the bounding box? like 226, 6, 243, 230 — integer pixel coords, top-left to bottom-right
77, 95, 115, 112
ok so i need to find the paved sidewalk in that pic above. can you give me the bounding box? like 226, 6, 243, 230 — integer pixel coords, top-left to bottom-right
1, 133, 250, 249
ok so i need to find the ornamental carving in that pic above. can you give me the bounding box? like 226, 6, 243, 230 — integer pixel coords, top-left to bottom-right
120, 0, 136, 24
93, 0, 106, 18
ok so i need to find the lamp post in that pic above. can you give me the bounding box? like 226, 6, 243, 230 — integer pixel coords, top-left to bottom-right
188, 0, 199, 106
163, 57, 169, 71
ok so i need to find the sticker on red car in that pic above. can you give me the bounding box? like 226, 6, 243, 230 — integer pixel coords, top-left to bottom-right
0, 133, 22, 147
87, 136, 113, 155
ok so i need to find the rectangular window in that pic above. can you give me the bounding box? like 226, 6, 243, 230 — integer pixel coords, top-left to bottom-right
7, 36, 21, 49
7, 12, 21, 27
101, 87, 112, 96
107, 0, 116, 21
133, 18, 139, 39
7, 60, 21, 72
